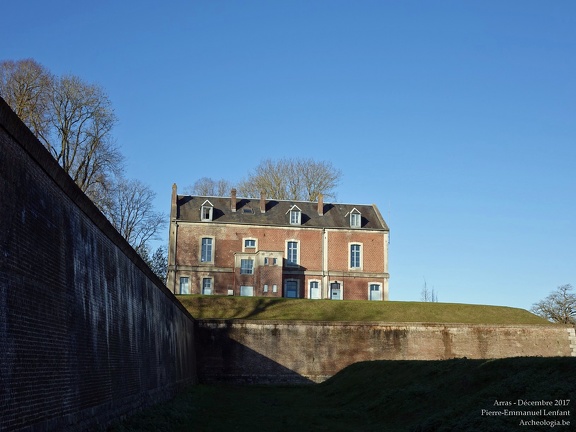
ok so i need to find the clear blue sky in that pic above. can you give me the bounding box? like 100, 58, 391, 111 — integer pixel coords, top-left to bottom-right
3, 1, 574, 310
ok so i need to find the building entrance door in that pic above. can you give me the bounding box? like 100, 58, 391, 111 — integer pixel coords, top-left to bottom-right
309, 281, 320, 299
330, 282, 342, 300
369, 284, 382, 301
285, 280, 298, 298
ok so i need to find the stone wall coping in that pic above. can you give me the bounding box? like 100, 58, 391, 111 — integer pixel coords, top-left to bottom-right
196, 319, 564, 328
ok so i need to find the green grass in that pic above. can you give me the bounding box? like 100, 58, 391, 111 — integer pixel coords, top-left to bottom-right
177, 295, 551, 325
111, 357, 576, 432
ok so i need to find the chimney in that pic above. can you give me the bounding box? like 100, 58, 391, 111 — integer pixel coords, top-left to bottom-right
317, 193, 324, 216
170, 183, 178, 220
260, 191, 266, 213
231, 188, 237, 212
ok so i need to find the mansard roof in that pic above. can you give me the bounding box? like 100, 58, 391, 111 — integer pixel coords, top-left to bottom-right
175, 195, 389, 231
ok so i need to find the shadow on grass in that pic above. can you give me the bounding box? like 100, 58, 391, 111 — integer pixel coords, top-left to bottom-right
188, 296, 285, 320
111, 357, 576, 432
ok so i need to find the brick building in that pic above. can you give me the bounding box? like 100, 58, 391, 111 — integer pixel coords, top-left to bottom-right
166, 185, 390, 300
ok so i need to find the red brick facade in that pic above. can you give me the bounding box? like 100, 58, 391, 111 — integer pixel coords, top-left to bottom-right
167, 186, 390, 301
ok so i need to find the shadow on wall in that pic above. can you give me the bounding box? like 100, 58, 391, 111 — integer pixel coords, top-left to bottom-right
192, 318, 575, 386
195, 321, 313, 385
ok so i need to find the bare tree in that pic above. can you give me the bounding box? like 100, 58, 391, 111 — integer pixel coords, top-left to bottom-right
0, 59, 53, 142
0, 60, 123, 206
531, 284, 576, 324
184, 177, 233, 196
48, 75, 122, 201
237, 158, 341, 201
100, 178, 166, 253
298, 159, 342, 202
421, 279, 438, 302
1, 58, 166, 268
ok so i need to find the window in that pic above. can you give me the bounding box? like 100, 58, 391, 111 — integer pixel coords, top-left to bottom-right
287, 241, 298, 266
369, 284, 382, 301
287, 205, 302, 225
240, 259, 254, 274
202, 278, 212, 295
285, 280, 298, 298
202, 206, 212, 221
290, 210, 301, 225
245, 239, 256, 248
201, 238, 213, 262
273, 284, 278, 293
350, 244, 361, 269
263, 284, 269, 293
179, 277, 190, 295
264, 256, 278, 266
309, 281, 320, 299
240, 286, 254, 296
201, 200, 214, 221
350, 211, 361, 228
348, 208, 361, 228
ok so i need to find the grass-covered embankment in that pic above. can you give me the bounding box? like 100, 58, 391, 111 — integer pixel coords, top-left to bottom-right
177, 295, 551, 324
111, 357, 576, 432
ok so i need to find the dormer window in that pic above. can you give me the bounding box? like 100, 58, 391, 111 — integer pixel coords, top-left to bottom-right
349, 208, 361, 228
287, 205, 302, 225
290, 210, 301, 225
201, 200, 214, 221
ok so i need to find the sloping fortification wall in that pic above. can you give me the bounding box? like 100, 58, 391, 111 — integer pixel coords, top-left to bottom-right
196, 320, 573, 384
0, 98, 196, 432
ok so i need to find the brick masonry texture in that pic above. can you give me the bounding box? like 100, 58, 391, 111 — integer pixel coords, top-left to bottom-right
0, 98, 197, 432
196, 320, 574, 384
172, 222, 389, 299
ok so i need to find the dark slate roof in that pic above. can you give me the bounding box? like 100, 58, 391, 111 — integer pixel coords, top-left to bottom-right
177, 195, 389, 231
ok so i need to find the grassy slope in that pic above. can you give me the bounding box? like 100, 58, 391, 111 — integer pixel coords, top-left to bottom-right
112, 357, 576, 432
177, 295, 551, 324
115, 298, 567, 430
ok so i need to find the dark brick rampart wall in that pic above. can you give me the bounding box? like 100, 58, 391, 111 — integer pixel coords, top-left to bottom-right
0, 98, 196, 432
196, 320, 573, 384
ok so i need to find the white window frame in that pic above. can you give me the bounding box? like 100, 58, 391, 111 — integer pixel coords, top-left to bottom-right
200, 237, 214, 263
290, 210, 301, 225
369, 283, 383, 301
287, 205, 302, 225
240, 258, 254, 274
350, 210, 361, 228
243, 238, 257, 250
202, 277, 213, 295
179, 277, 190, 295
286, 240, 299, 266
349, 242, 362, 270
263, 284, 269, 293
309, 279, 321, 299
200, 200, 214, 222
